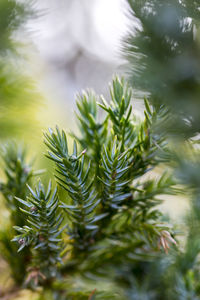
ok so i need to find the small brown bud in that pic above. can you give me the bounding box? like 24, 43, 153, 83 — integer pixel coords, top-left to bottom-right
23, 167, 30, 174
112, 171, 117, 179
158, 230, 176, 254
30, 206, 37, 213
39, 235, 45, 242
18, 238, 25, 245
82, 149, 87, 155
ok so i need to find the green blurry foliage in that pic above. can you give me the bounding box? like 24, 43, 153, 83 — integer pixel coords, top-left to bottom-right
124, 0, 200, 298
0, 142, 43, 226
125, 0, 200, 137
0, 0, 41, 139
0, 0, 27, 53
0, 3, 45, 288
0, 60, 41, 139
0, 142, 43, 284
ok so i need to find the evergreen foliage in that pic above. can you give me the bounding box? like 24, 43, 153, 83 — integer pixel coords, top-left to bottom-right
124, 0, 200, 298
125, 0, 200, 137
0, 0, 28, 53
44, 128, 106, 254
99, 77, 134, 150
0, 0, 41, 139
12, 181, 63, 286
0, 143, 42, 284
99, 139, 132, 211
75, 91, 108, 178
1, 0, 200, 298
0, 78, 178, 299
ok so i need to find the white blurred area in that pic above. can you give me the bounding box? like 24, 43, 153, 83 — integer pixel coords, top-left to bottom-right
26, 0, 130, 107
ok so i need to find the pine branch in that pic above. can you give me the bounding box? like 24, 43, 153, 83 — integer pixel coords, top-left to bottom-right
99, 77, 135, 151
12, 180, 64, 286
75, 90, 108, 178
99, 138, 132, 212
44, 127, 106, 254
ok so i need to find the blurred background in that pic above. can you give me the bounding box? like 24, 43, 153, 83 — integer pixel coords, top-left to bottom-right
0, 0, 133, 142
24, 0, 131, 131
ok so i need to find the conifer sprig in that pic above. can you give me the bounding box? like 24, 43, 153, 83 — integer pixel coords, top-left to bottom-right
75, 91, 108, 171
12, 180, 63, 284
99, 77, 135, 150
44, 127, 106, 253
99, 138, 132, 212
